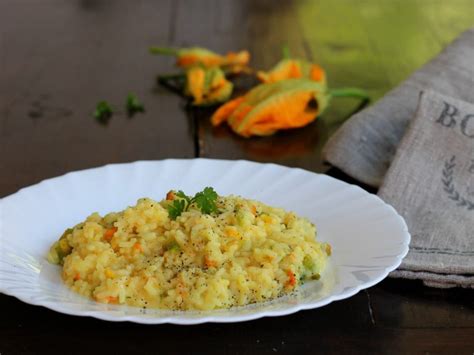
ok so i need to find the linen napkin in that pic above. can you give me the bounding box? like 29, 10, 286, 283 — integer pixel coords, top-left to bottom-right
378, 90, 474, 289
322, 27, 474, 187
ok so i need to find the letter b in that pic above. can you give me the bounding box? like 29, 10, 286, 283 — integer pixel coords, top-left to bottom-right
436, 102, 458, 128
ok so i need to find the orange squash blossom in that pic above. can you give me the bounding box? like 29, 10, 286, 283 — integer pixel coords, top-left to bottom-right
184, 66, 233, 106
150, 46, 250, 73
257, 58, 327, 86
211, 79, 330, 137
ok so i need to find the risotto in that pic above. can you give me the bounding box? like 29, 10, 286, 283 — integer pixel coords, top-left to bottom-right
47, 188, 331, 310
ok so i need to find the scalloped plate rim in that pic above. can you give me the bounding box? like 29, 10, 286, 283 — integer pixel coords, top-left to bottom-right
0, 158, 410, 324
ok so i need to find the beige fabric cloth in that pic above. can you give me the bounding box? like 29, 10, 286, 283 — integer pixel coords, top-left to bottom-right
322, 28, 474, 187
378, 90, 474, 288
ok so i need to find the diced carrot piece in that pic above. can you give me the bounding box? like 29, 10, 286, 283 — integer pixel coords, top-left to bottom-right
250, 205, 257, 216
204, 256, 217, 268
104, 227, 118, 241
286, 270, 296, 287
133, 242, 143, 252
106, 296, 118, 304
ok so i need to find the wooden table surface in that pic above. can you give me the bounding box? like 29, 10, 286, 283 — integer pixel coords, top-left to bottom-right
1, 1, 473, 354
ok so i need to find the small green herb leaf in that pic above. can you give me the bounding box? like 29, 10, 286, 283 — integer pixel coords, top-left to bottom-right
165, 240, 181, 252
166, 187, 219, 219
167, 199, 186, 220
126, 93, 145, 117
193, 187, 218, 214
94, 101, 113, 123
175, 190, 192, 204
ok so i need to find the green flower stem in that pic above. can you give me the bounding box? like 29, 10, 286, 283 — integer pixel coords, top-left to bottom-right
149, 46, 179, 56
329, 88, 370, 101
282, 45, 291, 59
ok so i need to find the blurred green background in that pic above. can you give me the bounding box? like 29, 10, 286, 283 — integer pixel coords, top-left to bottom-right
250, 0, 474, 101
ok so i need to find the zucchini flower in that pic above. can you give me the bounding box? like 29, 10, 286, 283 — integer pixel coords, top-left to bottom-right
257, 58, 326, 85
185, 66, 233, 106
211, 79, 330, 137
150, 46, 250, 73
211, 78, 369, 137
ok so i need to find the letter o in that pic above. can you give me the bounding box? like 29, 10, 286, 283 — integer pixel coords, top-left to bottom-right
461, 114, 474, 138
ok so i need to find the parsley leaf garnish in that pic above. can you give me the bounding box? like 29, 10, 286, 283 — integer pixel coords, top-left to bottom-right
166, 187, 219, 219
126, 93, 145, 117
167, 199, 186, 220
193, 187, 218, 214
175, 190, 191, 204
94, 101, 113, 123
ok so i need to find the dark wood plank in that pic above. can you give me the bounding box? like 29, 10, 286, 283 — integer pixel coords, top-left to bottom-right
1, 292, 473, 355
370, 278, 474, 329
0, 0, 194, 198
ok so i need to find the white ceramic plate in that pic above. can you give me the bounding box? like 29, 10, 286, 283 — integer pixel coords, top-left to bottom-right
0, 159, 409, 324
